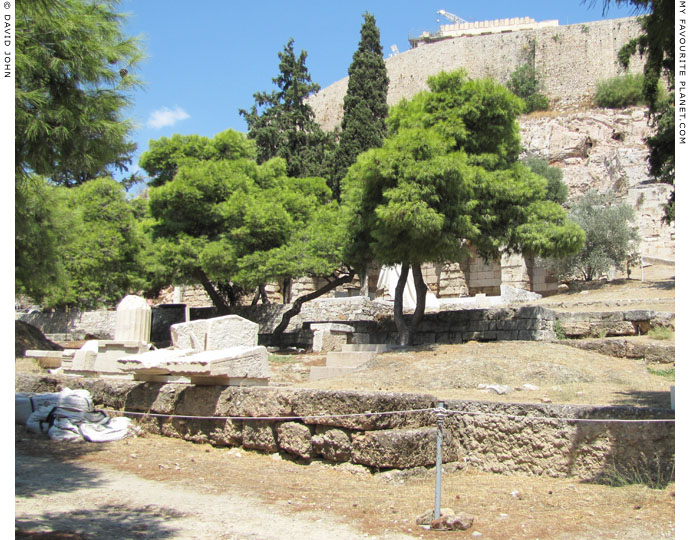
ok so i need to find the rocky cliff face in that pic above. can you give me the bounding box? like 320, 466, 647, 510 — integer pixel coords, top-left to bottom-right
520, 108, 674, 261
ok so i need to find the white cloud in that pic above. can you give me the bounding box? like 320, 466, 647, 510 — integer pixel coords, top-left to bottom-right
146, 106, 190, 129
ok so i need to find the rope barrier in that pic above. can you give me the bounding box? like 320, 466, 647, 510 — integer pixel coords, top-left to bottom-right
99, 406, 675, 424
100, 407, 436, 422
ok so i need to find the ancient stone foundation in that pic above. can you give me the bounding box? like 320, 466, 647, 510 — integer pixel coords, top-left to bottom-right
16, 373, 674, 484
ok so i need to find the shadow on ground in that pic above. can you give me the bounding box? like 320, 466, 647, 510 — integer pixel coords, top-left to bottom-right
612, 389, 673, 408
15, 503, 183, 540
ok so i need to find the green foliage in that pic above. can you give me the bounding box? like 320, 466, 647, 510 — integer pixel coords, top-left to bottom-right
542, 191, 640, 281
344, 68, 584, 274
16, 177, 152, 309
521, 157, 569, 204
554, 320, 566, 340
145, 129, 347, 311
506, 64, 549, 113
331, 12, 389, 201
239, 39, 334, 179
15, 0, 143, 186
594, 73, 650, 108
15, 177, 72, 304
647, 326, 674, 341
139, 132, 256, 188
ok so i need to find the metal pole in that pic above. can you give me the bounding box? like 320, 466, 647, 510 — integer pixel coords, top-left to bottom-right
434, 401, 445, 521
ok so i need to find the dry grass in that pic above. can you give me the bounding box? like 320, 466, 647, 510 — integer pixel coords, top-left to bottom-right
285, 341, 674, 408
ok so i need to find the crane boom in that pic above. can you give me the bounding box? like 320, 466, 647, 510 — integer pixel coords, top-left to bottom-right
437, 10, 468, 24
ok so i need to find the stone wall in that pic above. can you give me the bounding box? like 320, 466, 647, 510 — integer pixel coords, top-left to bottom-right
15, 373, 674, 483
309, 17, 645, 131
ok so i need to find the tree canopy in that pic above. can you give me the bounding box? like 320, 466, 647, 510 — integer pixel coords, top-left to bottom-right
15, 0, 143, 187
239, 39, 333, 179
542, 190, 640, 281
143, 129, 346, 316
331, 12, 389, 200
343, 70, 585, 344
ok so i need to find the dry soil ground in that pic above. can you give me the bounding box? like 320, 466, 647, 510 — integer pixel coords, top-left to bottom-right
15, 263, 677, 539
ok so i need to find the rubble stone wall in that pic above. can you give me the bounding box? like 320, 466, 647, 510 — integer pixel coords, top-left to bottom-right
15, 373, 674, 482
309, 18, 645, 131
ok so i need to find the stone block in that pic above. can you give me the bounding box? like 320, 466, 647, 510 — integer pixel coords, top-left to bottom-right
117, 348, 197, 374
164, 346, 270, 379
311, 323, 354, 353
312, 427, 353, 462
276, 422, 314, 459
351, 427, 457, 468
209, 419, 244, 447
171, 315, 259, 351
242, 420, 278, 452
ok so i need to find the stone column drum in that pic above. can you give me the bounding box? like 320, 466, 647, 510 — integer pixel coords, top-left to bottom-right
114, 295, 152, 343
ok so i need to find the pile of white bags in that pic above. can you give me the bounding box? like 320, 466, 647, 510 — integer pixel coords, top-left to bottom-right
15, 388, 138, 442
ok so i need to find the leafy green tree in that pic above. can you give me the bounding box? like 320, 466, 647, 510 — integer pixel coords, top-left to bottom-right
15, 0, 144, 303
15, 0, 143, 186
593, 0, 674, 221
239, 39, 334, 179
16, 177, 151, 309
522, 157, 569, 204
542, 191, 640, 281
15, 177, 73, 304
343, 70, 585, 345
331, 12, 389, 201
143, 128, 345, 317
53, 177, 150, 308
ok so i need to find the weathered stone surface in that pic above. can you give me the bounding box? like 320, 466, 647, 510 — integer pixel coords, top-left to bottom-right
351, 427, 457, 468
562, 338, 675, 363
114, 295, 151, 343
209, 419, 244, 447
312, 427, 352, 462
117, 348, 196, 373
164, 346, 270, 379
242, 420, 278, 452
276, 422, 314, 459
311, 323, 354, 353
171, 315, 259, 351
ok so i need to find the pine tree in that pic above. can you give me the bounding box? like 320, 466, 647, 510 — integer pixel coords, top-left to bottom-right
331, 12, 389, 201
239, 39, 333, 179
15, 0, 143, 187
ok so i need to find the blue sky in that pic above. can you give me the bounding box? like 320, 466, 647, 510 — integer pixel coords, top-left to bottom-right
119, 0, 641, 183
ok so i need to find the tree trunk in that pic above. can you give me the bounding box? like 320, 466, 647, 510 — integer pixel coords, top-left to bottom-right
410, 263, 427, 328
197, 272, 231, 315
259, 284, 270, 304
271, 270, 356, 344
359, 265, 369, 298
393, 263, 428, 346
393, 263, 411, 346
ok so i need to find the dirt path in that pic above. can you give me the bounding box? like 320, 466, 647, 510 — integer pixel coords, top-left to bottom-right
15, 450, 416, 540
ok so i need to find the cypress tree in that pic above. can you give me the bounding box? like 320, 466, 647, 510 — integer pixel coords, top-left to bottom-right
331, 12, 389, 201
240, 39, 333, 179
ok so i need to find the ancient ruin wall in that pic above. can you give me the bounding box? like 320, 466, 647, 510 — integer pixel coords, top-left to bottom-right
15, 373, 674, 482
309, 17, 645, 131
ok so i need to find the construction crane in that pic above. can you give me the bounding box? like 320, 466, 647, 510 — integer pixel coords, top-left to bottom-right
436, 9, 468, 24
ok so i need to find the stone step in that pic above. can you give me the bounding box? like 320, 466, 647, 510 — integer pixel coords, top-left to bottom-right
341, 344, 390, 353
309, 366, 358, 381
326, 351, 379, 368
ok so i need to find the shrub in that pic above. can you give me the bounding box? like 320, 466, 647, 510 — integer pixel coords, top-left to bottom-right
594, 73, 648, 108
507, 64, 549, 113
